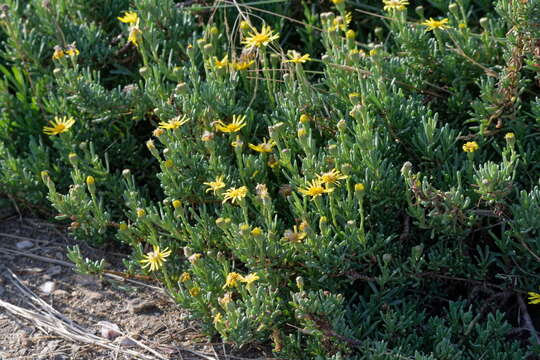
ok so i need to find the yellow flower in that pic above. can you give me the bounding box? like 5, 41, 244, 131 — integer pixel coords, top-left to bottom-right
65, 44, 80, 57
215, 115, 247, 133
422, 18, 450, 31
52, 46, 64, 60
223, 186, 248, 204
136, 208, 146, 217
462, 141, 479, 153
242, 24, 279, 48
204, 175, 226, 194
118, 11, 138, 24
330, 0, 345, 4
284, 50, 311, 64
128, 26, 143, 47
43, 116, 75, 136
188, 253, 202, 264
189, 286, 201, 296
284, 225, 307, 242
505, 132, 515, 140
213, 312, 223, 325
232, 60, 254, 71
242, 273, 260, 285
223, 272, 244, 288
317, 168, 348, 187
172, 200, 182, 208
267, 156, 279, 168
231, 135, 244, 148
458, 22, 467, 29
528, 291, 540, 305
298, 179, 334, 199
382, 0, 409, 11
251, 227, 263, 236
219, 292, 233, 306
299, 114, 310, 123
179, 272, 191, 282
140, 245, 172, 272
249, 138, 276, 153
214, 55, 229, 69
355, 183, 365, 192
158, 115, 189, 130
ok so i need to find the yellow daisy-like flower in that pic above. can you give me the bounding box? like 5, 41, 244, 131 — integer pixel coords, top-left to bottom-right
215, 115, 247, 133
43, 116, 76, 136
213, 312, 223, 325
284, 50, 311, 64
382, 0, 409, 11
242, 273, 260, 285
241, 24, 279, 49
422, 18, 450, 32
232, 60, 254, 71
223, 272, 244, 288
284, 225, 307, 242
65, 44, 80, 57
128, 26, 143, 47
249, 138, 276, 153
298, 179, 334, 199
203, 175, 226, 194
317, 168, 349, 187
140, 245, 172, 272
118, 11, 139, 24
222, 186, 248, 204
158, 115, 189, 130
52, 46, 64, 60
189, 287, 201, 296
214, 55, 229, 69
462, 141, 479, 153
528, 291, 540, 305
179, 272, 191, 282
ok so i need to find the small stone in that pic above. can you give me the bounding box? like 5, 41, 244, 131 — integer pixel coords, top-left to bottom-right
97, 321, 122, 340
15, 240, 34, 250
39, 281, 56, 294
117, 336, 137, 347
52, 289, 68, 297
128, 299, 160, 314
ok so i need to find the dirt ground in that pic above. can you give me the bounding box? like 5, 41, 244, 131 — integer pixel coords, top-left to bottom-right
0, 209, 272, 360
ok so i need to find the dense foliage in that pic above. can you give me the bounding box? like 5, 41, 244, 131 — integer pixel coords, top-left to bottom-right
1, 0, 540, 358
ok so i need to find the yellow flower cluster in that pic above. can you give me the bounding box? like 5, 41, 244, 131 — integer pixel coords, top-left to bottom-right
223, 272, 259, 288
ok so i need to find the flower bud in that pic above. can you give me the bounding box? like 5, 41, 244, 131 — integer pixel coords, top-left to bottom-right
415, 6, 424, 18
382, 253, 392, 264
172, 200, 182, 208
337, 119, 346, 131
296, 276, 304, 291
86, 176, 96, 195
183, 246, 193, 257
348, 92, 361, 105
209, 26, 219, 36
299, 114, 310, 123
355, 183, 365, 193
68, 152, 78, 167
139, 66, 149, 77
345, 30, 356, 40
479, 17, 489, 31
122, 169, 131, 178
505, 132, 515, 147
374, 27, 384, 41
153, 128, 164, 137
448, 3, 459, 16
412, 244, 424, 260
401, 161, 412, 177
136, 208, 146, 217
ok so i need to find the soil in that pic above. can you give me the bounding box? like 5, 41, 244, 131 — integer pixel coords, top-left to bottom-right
0, 209, 271, 360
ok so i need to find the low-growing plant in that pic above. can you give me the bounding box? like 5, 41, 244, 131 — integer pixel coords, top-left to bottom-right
2, 0, 540, 358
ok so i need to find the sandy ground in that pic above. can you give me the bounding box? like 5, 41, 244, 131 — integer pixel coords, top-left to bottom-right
0, 209, 271, 360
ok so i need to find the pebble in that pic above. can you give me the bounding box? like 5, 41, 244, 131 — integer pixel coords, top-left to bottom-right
97, 321, 122, 340
39, 281, 56, 294
118, 336, 137, 347
15, 240, 34, 250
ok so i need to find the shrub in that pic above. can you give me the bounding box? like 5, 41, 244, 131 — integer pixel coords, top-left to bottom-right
1, 0, 540, 358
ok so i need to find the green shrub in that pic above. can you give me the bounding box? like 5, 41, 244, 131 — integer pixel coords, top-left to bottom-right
1, 0, 540, 358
